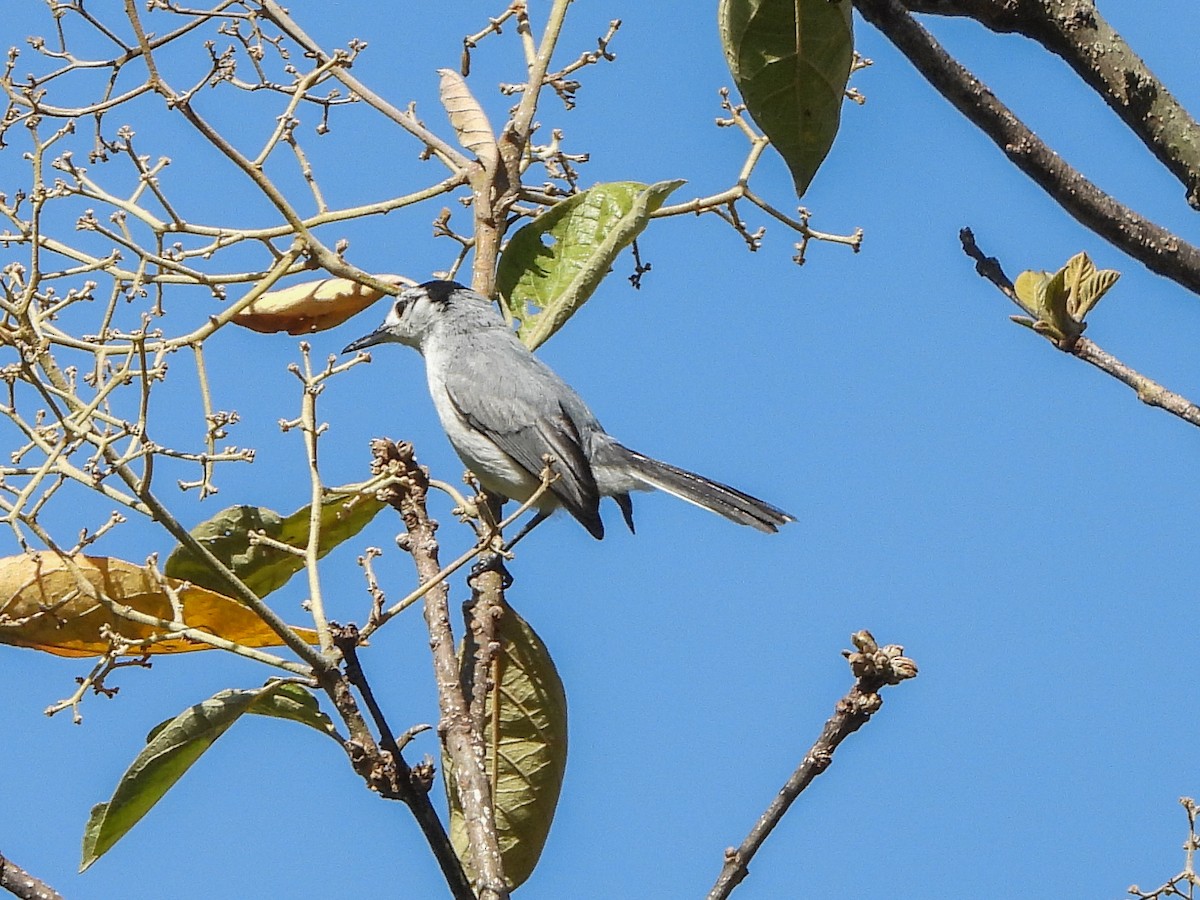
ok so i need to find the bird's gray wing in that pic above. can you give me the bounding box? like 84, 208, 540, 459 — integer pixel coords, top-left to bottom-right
442, 344, 604, 537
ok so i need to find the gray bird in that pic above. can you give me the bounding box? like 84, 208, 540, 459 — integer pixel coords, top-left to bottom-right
343, 280, 793, 540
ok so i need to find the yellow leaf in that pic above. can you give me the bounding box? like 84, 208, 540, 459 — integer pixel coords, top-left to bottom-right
1063, 251, 1095, 291
0, 553, 318, 657
233, 275, 404, 335
1013, 270, 1049, 316
1074, 267, 1121, 320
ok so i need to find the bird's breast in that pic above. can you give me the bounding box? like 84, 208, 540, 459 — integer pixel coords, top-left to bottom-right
426, 371, 545, 505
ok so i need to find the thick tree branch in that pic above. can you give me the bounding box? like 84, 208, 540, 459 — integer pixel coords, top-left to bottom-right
707, 632, 917, 900
0, 852, 63, 900
902, 0, 1200, 206
853, 0, 1200, 297
372, 439, 509, 900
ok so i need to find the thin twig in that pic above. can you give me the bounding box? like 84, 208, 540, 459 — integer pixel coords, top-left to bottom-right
258, 0, 471, 171
1127, 797, 1200, 899
708, 631, 917, 900
291, 343, 334, 654
960, 228, 1200, 428
649, 89, 862, 260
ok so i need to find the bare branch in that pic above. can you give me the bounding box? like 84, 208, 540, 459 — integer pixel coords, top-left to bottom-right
333, 623, 475, 900
853, 0, 1200, 297
902, 0, 1200, 207
708, 631, 917, 900
258, 0, 472, 171
649, 89, 862, 263
1126, 797, 1200, 899
370, 439, 510, 900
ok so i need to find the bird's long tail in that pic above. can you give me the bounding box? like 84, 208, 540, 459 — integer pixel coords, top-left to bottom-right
613, 444, 794, 533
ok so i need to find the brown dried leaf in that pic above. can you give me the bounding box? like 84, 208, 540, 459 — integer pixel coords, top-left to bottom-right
0, 553, 318, 657
438, 68, 499, 172
233, 276, 404, 335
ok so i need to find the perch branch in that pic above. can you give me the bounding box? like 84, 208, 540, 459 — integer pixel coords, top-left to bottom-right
371, 439, 509, 899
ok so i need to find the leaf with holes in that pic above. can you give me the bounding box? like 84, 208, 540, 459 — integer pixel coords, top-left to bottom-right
719, 0, 854, 197
498, 180, 685, 350
445, 602, 568, 889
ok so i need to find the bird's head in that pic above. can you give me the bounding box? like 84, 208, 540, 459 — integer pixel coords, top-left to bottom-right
342, 280, 494, 353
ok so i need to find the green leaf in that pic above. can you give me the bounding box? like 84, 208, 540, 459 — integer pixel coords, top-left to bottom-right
445, 603, 568, 890
497, 179, 685, 351
243, 682, 338, 736
82, 682, 334, 871
143, 683, 336, 744
1038, 263, 1071, 338
1074, 267, 1120, 319
1060, 251, 1120, 321
1014, 270, 1049, 317
719, 0, 854, 197
1013, 263, 1073, 343
1063, 251, 1095, 298
164, 484, 384, 598
1014, 251, 1120, 345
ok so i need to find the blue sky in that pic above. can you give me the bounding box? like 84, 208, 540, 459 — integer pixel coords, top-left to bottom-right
2, 3, 1198, 898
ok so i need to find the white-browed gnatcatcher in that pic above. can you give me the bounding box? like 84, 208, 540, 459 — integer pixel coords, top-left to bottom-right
343, 281, 793, 540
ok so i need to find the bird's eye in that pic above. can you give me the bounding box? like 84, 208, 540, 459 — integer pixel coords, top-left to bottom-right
393, 298, 409, 318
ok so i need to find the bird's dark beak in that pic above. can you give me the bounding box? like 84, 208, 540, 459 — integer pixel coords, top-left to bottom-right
342, 328, 388, 354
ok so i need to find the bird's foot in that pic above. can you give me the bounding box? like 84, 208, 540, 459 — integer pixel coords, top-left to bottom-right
468, 552, 513, 589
